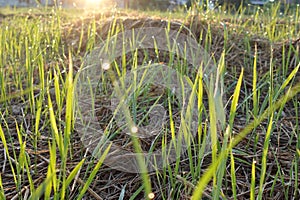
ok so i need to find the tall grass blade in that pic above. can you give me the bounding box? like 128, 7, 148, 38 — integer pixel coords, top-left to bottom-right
65, 50, 74, 140
250, 159, 256, 200
274, 63, 299, 101
229, 68, 244, 126
252, 45, 258, 118
257, 114, 274, 200
65, 159, 85, 187
208, 74, 218, 188
230, 150, 237, 200
47, 88, 63, 155
129, 185, 144, 200
76, 143, 111, 200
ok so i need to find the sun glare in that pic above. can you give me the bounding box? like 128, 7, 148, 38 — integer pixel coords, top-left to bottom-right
84, 0, 103, 7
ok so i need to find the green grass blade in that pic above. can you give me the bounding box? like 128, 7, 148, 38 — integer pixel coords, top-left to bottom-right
229, 68, 244, 127
208, 74, 218, 188
47, 88, 63, 155
253, 45, 258, 118
257, 114, 274, 199
275, 63, 299, 101
29, 173, 54, 200
65, 159, 85, 188
53, 69, 61, 111
24, 153, 34, 194
250, 159, 256, 200
129, 185, 144, 200
76, 143, 111, 200
65, 50, 74, 140
45, 163, 53, 199
230, 149, 237, 200
45, 140, 57, 199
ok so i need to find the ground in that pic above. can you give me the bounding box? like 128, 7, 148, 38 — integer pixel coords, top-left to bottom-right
0, 6, 299, 199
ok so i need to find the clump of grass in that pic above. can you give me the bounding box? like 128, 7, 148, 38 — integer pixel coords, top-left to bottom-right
0, 2, 300, 199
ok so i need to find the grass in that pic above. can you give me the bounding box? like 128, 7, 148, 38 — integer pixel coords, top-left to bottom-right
0, 2, 300, 199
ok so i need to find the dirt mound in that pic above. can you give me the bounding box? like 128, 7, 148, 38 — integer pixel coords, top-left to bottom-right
63, 14, 300, 79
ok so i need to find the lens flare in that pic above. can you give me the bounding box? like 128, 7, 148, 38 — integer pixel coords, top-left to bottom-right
131, 126, 138, 134
102, 62, 110, 71
148, 192, 155, 199
85, 0, 102, 7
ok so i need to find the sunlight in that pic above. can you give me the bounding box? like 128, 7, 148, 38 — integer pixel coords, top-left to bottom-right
84, 0, 103, 7
82, 0, 117, 9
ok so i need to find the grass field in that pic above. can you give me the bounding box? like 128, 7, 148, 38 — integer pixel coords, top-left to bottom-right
0, 3, 300, 200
